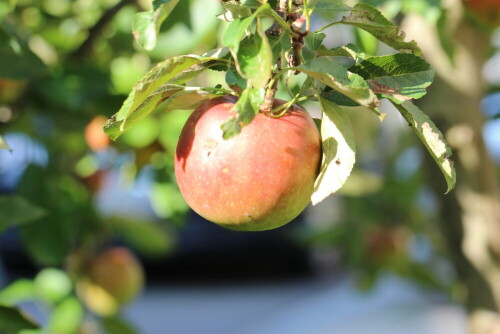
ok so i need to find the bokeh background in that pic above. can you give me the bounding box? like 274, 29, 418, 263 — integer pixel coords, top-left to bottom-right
0, 0, 499, 333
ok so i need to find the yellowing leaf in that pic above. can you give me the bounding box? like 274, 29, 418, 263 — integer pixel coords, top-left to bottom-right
393, 101, 456, 193
312, 98, 356, 205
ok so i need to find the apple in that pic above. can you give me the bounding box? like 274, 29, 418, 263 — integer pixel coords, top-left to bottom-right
463, 0, 500, 25
0, 79, 26, 104
77, 247, 144, 316
85, 115, 110, 151
175, 96, 321, 231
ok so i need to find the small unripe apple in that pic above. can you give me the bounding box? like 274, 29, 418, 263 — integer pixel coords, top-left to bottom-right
175, 96, 321, 231
77, 247, 144, 316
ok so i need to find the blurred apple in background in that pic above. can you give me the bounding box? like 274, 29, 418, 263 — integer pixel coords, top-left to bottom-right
77, 247, 144, 316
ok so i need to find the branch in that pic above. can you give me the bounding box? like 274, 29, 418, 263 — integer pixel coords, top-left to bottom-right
261, 0, 287, 113
71, 0, 135, 60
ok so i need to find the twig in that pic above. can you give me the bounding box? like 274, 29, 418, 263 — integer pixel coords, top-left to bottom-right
261, 0, 288, 113
71, 0, 134, 60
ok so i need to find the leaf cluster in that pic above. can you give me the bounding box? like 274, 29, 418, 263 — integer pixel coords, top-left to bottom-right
105, 0, 455, 205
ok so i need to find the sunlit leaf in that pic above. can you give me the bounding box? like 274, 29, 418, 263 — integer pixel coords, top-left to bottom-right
350, 53, 435, 103
312, 98, 356, 205
0, 196, 46, 232
0, 305, 39, 333
294, 57, 380, 109
392, 101, 456, 193
222, 3, 290, 55
0, 280, 35, 305
103, 55, 227, 140
236, 20, 272, 89
221, 87, 264, 139
132, 0, 181, 51
339, 3, 422, 55
47, 297, 83, 334
218, 2, 252, 22
34, 268, 72, 304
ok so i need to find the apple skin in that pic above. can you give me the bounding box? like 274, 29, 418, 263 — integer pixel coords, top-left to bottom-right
77, 247, 144, 316
175, 96, 321, 231
463, 0, 500, 25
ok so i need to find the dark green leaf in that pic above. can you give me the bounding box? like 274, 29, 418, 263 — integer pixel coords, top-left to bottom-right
294, 57, 380, 109
321, 90, 360, 107
350, 53, 434, 103
132, 0, 181, 51
102, 316, 139, 334
236, 21, 272, 89
17, 165, 71, 266
0, 305, 39, 333
340, 3, 422, 55
0, 29, 45, 79
0, 196, 46, 232
312, 98, 356, 205
226, 68, 247, 90
392, 101, 456, 193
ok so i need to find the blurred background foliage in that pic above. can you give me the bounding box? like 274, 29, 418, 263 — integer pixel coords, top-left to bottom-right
0, 0, 499, 333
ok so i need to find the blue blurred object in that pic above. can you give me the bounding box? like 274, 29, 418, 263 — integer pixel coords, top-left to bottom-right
0, 132, 48, 193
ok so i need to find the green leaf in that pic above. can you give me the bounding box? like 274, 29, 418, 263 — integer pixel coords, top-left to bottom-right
0, 280, 35, 305
236, 20, 272, 89
321, 90, 359, 107
132, 0, 181, 51
340, 3, 422, 55
107, 218, 174, 257
312, 98, 356, 205
392, 101, 456, 193
221, 88, 264, 139
311, 0, 351, 13
103, 55, 227, 140
225, 68, 247, 90
0, 135, 9, 150
0, 196, 46, 232
222, 3, 290, 55
0, 29, 45, 79
223, 15, 256, 55
218, 2, 252, 22
102, 316, 139, 334
294, 57, 380, 109
305, 32, 326, 51
163, 89, 220, 110
0, 305, 39, 333
47, 297, 83, 334
350, 53, 435, 103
